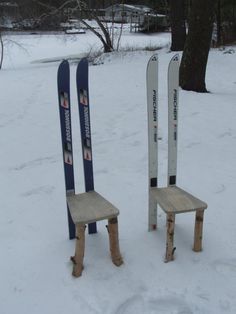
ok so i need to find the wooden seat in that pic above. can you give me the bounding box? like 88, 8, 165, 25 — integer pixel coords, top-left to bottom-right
150, 186, 207, 214
67, 191, 123, 277
67, 191, 120, 224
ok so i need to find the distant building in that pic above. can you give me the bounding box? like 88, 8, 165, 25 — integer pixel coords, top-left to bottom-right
0, 1, 18, 14
0, 1, 18, 28
105, 4, 152, 24
0, 1, 17, 7
104, 3, 168, 32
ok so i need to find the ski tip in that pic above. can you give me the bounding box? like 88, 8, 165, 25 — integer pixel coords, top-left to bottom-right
59, 59, 69, 68
171, 54, 179, 63
78, 57, 88, 67
168, 54, 180, 75
146, 53, 158, 76
57, 60, 69, 82
76, 58, 88, 78
148, 53, 158, 63
58, 60, 69, 77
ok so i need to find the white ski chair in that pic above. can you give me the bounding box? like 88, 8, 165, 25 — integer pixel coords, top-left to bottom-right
147, 54, 208, 262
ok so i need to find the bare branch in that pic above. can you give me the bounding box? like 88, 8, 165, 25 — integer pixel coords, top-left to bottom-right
34, 0, 118, 53
35, 0, 79, 20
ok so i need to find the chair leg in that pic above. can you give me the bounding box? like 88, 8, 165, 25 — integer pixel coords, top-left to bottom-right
107, 217, 123, 266
71, 223, 86, 277
165, 213, 176, 262
193, 209, 204, 252
148, 196, 157, 231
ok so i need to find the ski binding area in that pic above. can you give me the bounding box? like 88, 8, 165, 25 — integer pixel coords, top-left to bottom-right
0, 32, 236, 314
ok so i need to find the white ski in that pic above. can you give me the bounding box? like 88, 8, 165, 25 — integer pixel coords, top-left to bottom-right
168, 54, 180, 187
147, 54, 158, 231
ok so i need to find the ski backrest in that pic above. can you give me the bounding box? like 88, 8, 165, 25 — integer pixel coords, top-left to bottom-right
76, 58, 97, 234
76, 58, 94, 192
167, 54, 180, 186
57, 60, 76, 239
147, 54, 158, 189
57, 60, 75, 194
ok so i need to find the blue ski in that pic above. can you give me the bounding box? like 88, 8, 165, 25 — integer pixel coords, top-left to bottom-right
57, 60, 76, 239
76, 58, 97, 234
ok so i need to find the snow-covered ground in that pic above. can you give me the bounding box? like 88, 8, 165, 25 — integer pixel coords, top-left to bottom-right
0, 30, 236, 314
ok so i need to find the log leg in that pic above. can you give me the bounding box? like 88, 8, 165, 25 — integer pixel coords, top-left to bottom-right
107, 217, 123, 266
71, 224, 86, 277
193, 209, 204, 252
165, 213, 176, 262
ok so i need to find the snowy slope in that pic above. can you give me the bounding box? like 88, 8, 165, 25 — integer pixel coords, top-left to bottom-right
0, 31, 236, 314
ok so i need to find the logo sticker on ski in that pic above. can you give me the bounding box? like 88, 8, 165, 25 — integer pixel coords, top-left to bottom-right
64, 109, 72, 142
80, 89, 88, 106
173, 89, 178, 121
64, 151, 73, 165
83, 138, 92, 161
60, 91, 69, 109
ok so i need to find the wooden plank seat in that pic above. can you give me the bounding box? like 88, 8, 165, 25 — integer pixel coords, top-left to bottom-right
150, 186, 207, 214
67, 191, 123, 277
67, 191, 120, 224
151, 186, 207, 262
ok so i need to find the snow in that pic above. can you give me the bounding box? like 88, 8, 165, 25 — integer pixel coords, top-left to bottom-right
0, 29, 236, 314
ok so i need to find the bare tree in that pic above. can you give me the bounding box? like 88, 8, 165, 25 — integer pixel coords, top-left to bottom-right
77, 1, 114, 52
35, 0, 123, 53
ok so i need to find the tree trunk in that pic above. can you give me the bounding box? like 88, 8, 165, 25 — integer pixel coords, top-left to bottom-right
0, 32, 3, 70
216, 0, 222, 46
170, 0, 186, 51
179, 0, 216, 92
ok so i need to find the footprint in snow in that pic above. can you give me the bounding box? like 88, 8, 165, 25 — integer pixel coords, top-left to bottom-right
213, 184, 226, 194
218, 130, 232, 138
115, 295, 192, 314
212, 258, 236, 276
191, 112, 200, 116
11, 156, 57, 171
21, 185, 55, 197
185, 142, 201, 149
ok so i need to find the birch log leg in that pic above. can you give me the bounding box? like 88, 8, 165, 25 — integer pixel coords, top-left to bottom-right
165, 213, 176, 262
107, 217, 123, 266
193, 209, 204, 252
71, 223, 85, 277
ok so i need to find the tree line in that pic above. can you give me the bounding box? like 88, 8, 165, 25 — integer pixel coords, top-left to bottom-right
1, 1, 235, 92
1, 0, 235, 46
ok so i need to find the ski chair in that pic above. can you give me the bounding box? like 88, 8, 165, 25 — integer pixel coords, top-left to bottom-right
147, 54, 208, 262
58, 59, 123, 277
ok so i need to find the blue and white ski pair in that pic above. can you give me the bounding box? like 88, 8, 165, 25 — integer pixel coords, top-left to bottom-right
57, 59, 96, 239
